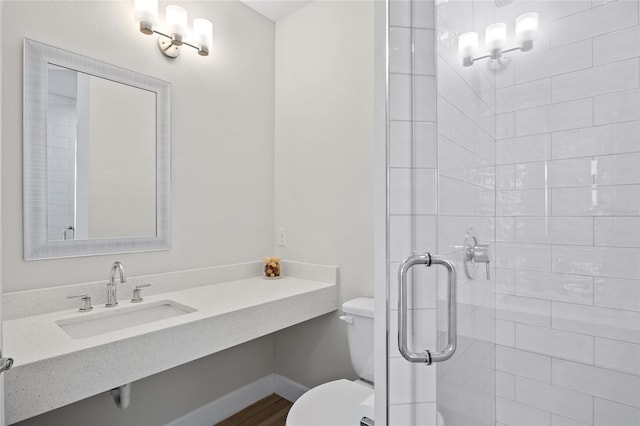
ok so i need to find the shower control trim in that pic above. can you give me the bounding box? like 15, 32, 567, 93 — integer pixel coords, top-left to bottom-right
463, 228, 491, 280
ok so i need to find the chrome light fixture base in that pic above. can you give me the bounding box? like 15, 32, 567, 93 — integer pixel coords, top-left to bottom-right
158, 35, 181, 58
488, 54, 510, 71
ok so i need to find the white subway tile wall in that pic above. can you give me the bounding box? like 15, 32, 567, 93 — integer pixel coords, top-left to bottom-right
47, 94, 77, 241
492, 1, 640, 425
389, 1, 640, 425
437, 0, 497, 425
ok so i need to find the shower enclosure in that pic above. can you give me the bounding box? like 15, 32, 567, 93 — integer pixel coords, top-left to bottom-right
384, 0, 640, 425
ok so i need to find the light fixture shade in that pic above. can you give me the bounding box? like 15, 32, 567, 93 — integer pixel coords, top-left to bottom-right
485, 22, 507, 51
458, 32, 479, 57
193, 18, 213, 50
166, 5, 188, 36
516, 12, 539, 38
516, 12, 539, 50
134, 0, 158, 29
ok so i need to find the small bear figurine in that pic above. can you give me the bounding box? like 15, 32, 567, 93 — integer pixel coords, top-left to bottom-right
263, 256, 281, 278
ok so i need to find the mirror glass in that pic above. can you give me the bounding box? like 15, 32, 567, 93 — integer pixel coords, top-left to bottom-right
46, 65, 157, 241
24, 39, 171, 260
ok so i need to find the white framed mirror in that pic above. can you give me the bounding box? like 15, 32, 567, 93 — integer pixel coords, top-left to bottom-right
23, 39, 171, 260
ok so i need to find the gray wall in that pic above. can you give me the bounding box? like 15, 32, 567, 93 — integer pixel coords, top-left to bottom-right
273, 0, 375, 387
86, 77, 156, 239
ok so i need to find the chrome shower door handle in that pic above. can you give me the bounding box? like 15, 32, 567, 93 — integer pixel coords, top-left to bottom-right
398, 253, 457, 365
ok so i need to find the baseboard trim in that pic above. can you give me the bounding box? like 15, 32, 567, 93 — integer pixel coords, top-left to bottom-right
165, 374, 308, 426
274, 374, 309, 403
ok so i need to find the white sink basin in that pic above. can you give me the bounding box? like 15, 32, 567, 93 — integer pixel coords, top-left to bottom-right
56, 300, 197, 339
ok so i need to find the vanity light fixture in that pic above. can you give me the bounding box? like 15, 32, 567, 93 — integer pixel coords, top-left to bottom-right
134, 0, 213, 58
458, 12, 538, 70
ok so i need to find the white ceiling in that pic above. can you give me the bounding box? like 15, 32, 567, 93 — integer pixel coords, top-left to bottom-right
239, 0, 313, 21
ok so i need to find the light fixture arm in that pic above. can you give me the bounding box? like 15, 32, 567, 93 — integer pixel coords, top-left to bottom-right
465, 45, 523, 66
139, 23, 209, 58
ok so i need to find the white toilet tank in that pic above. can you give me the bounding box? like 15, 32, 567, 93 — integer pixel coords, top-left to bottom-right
341, 297, 374, 383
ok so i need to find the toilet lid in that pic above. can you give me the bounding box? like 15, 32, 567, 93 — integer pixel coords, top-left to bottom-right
286, 379, 374, 426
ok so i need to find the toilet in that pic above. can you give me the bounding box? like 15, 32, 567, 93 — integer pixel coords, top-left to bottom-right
286, 297, 374, 426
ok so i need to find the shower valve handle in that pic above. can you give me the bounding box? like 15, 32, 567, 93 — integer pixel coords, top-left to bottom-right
473, 244, 491, 280
463, 228, 491, 281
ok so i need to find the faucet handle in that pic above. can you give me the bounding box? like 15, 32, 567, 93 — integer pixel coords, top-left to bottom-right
67, 293, 93, 312
131, 283, 151, 303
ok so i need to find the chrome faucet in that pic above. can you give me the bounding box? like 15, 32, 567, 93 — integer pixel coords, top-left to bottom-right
106, 261, 126, 307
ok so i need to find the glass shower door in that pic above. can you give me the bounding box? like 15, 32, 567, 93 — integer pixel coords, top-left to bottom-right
387, 0, 497, 424
387, 0, 443, 421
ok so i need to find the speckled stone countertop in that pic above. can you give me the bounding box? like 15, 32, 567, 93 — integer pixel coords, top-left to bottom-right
4, 262, 338, 424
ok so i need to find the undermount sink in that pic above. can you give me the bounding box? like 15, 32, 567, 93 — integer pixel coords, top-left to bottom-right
56, 300, 197, 339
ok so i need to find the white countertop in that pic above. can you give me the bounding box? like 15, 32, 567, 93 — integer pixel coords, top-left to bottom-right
4, 274, 339, 424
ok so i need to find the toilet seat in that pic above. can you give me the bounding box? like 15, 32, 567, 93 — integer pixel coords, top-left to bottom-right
286, 379, 373, 426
